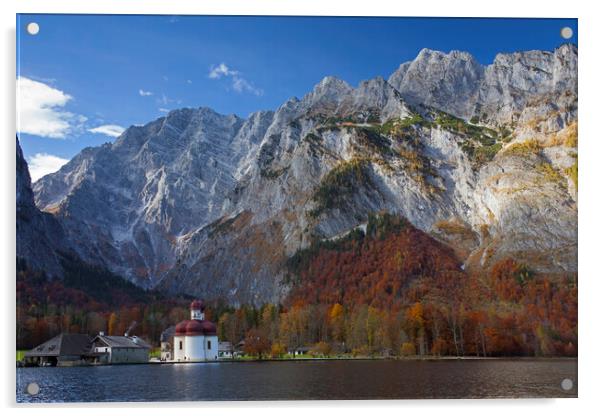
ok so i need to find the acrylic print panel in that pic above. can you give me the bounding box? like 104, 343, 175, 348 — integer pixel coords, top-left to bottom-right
16, 14, 577, 402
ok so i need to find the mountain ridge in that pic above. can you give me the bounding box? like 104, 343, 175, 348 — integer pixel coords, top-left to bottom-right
24, 44, 578, 305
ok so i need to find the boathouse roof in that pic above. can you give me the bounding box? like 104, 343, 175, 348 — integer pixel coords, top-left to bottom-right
93, 334, 151, 349
25, 334, 92, 358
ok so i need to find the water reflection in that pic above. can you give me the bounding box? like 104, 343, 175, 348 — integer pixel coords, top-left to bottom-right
16, 359, 577, 402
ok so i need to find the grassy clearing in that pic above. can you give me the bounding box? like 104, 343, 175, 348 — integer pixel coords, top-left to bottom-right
433, 220, 474, 239
565, 162, 578, 190
536, 162, 565, 184
504, 139, 542, 157
475, 143, 503, 164
564, 124, 578, 147
549, 122, 577, 148
371, 114, 431, 137
430, 111, 504, 163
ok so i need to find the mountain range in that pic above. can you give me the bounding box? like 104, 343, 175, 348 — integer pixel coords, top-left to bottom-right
18, 44, 578, 306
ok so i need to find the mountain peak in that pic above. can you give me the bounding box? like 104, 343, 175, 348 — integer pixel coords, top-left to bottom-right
317, 75, 351, 89
414, 47, 480, 65
300, 76, 353, 112
557, 42, 577, 53
416, 47, 437, 57
415, 47, 475, 62
311, 75, 353, 97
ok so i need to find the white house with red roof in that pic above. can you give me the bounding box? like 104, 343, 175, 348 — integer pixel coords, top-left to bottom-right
173, 300, 218, 362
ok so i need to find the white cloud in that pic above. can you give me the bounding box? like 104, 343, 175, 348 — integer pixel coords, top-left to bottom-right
208, 63, 239, 79
156, 94, 182, 106
88, 124, 125, 138
208, 63, 263, 96
17, 76, 75, 138
28, 153, 69, 182
158, 108, 170, 113
187, 79, 193, 84
139, 89, 153, 96
232, 77, 264, 96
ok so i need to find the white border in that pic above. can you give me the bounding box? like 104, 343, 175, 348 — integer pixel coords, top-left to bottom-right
2, 0, 601, 415
5, 0, 584, 18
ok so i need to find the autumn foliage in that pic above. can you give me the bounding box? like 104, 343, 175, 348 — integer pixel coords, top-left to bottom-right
16, 257, 191, 349
279, 214, 577, 357
287, 214, 464, 309
17, 213, 577, 358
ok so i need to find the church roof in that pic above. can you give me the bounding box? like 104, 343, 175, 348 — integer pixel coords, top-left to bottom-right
190, 299, 205, 311
175, 319, 217, 336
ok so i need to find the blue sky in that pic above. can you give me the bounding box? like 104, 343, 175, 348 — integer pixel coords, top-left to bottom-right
16, 15, 577, 181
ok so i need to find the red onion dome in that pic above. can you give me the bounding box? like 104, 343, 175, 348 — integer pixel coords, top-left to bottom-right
190, 299, 205, 311
183, 320, 205, 335
199, 320, 217, 335
175, 319, 217, 336
175, 320, 189, 335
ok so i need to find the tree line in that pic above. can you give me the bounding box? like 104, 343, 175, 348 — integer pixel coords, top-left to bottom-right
217, 265, 576, 358
16, 213, 577, 357
17, 259, 576, 357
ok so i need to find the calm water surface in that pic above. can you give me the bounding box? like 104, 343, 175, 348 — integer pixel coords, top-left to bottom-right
16, 359, 577, 402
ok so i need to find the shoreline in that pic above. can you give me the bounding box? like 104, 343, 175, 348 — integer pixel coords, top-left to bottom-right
18, 355, 577, 368
154, 355, 577, 364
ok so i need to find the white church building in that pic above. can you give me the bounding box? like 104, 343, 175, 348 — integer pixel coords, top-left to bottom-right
173, 300, 218, 362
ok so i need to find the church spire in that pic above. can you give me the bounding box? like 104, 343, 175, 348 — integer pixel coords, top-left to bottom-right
190, 300, 205, 320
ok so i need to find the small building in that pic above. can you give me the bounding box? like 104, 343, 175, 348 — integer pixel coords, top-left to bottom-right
24, 334, 95, 367
218, 341, 234, 359
381, 348, 393, 358
173, 300, 218, 362
91, 333, 151, 364
160, 326, 176, 361
234, 340, 245, 357
288, 346, 311, 357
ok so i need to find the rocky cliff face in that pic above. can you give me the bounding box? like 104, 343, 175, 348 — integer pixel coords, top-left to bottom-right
17, 137, 70, 278
388, 44, 577, 130
34, 108, 259, 286
29, 45, 578, 304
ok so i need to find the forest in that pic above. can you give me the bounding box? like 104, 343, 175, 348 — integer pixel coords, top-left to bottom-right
17, 214, 577, 358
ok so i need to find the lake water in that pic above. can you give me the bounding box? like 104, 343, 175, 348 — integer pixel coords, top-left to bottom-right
16, 358, 577, 402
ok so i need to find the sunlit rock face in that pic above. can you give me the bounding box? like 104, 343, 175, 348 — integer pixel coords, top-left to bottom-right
388, 44, 577, 129
30, 45, 577, 304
